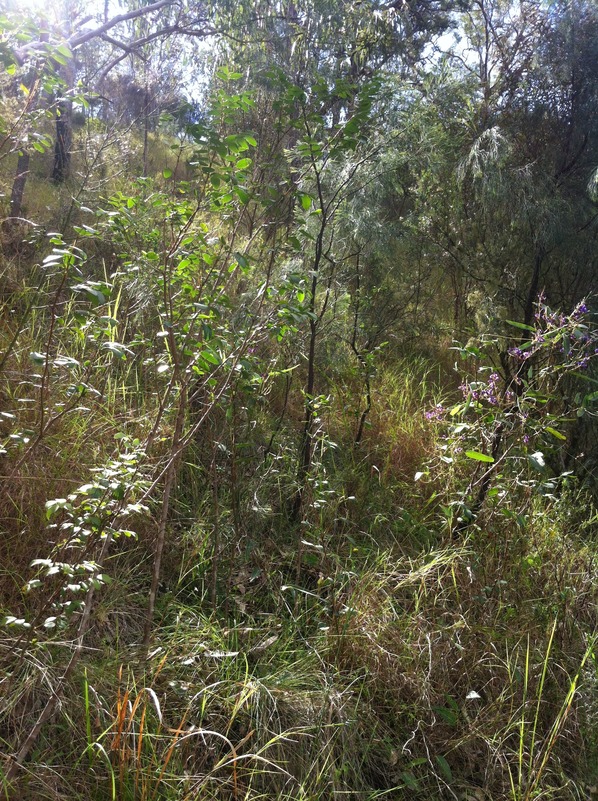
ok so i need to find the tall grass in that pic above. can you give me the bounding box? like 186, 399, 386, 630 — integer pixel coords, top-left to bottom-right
2, 244, 597, 800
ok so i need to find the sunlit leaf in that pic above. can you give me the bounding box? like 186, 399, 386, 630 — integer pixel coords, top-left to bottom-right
465, 450, 494, 463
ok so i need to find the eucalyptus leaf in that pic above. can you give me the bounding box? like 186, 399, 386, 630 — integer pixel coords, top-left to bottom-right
465, 450, 495, 463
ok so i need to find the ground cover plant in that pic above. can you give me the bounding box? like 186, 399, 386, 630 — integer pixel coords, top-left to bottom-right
1, 1, 598, 799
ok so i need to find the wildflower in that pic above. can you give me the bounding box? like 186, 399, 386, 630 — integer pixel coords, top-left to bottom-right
574, 301, 588, 317
425, 403, 445, 421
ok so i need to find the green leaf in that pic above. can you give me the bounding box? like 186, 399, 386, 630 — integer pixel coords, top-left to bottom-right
562, 334, 571, 356
216, 66, 242, 81
572, 372, 598, 386
506, 319, 535, 331
234, 186, 250, 204
102, 342, 132, 360
162, 168, 173, 179
435, 755, 452, 782
465, 450, 494, 463
235, 157, 252, 170
235, 253, 249, 270
45, 498, 70, 518
299, 193, 312, 210
401, 771, 420, 791
56, 44, 73, 59
432, 705, 458, 725
545, 426, 566, 441
201, 349, 221, 365
72, 283, 106, 305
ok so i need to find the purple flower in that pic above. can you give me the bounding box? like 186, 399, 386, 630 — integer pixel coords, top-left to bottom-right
425, 403, 445, 421
575, 302, 588, 316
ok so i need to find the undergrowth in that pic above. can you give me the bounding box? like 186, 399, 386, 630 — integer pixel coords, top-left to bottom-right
1, 41, 597, 800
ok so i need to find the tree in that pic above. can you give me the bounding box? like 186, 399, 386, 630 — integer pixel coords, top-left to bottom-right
3, 0, 212, 215
377, 0, 598, 337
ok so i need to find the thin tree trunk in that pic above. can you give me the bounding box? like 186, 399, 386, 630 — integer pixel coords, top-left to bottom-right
52, 101, 73, 183
142, 390, 186, 653
9, 151, 30, 218
524, 249, 544, 326
210, 452, 220, 608
142, 86, 150, 177
290, 311, 317, 523
289, 156, 327, 523
350, 258, 372, 446
51, 55, 75, 184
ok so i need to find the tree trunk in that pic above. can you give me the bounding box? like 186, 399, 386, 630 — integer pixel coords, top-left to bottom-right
524, 249, 544, 326
9, 151, 30, 218
52, 101, 73, 183
143, 86, 150, 177
51, 55, 75, 184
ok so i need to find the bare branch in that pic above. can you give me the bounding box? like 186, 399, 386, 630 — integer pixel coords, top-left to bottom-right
69, 0, 177, 48
95, 22, 214, 83
13, 0, 177, 64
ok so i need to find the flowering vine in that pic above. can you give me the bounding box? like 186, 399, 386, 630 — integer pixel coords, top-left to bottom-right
422, 296, 598, 534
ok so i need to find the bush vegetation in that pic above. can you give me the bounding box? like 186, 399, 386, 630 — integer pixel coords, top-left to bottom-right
1, 1, 597, 799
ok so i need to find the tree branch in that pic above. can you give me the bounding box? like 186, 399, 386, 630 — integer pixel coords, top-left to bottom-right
13, 0, 177, 64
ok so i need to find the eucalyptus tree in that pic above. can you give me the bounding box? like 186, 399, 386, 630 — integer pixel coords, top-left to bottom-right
2, 0, 214, 220
391, 0, 598, 336
192, 0, 468, 522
